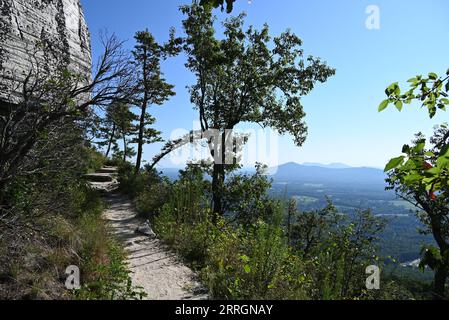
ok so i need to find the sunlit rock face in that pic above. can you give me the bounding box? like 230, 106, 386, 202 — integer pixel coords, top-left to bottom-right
0, 0, 91, 104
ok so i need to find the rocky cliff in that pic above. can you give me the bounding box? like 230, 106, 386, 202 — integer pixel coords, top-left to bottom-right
0, 0, 91, 104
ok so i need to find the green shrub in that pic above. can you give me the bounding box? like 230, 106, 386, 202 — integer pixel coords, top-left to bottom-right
83, 147, 107, 173
134, 180, 172, 218
0, 148, 144, 300
141, 164, 389, 301
153, 172, 309, 300
203, 214, 309, 300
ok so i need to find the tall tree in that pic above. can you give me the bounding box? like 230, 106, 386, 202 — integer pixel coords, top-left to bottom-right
132, 30, 177, 173
380, 69, 449, 299
180, 3, 335, 215
116, 103, 138, 162
95, 101, 139, 160
96, 104, 120, 158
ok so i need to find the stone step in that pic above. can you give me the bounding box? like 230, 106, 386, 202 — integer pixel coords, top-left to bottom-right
89, 181, 120, 194
99, 167, 118, 174
85, 173, 114, 183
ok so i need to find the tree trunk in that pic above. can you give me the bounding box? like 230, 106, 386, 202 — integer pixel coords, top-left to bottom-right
123, 133, 128, 163
135, 48, 148, 174
426, 212, 449, 300
212, 163, 224, 216
0, 179, 7, 206
433, 266, 447, 300
211, 132, 226, 216
135, 103, 146, 173
105, 122, 116, 158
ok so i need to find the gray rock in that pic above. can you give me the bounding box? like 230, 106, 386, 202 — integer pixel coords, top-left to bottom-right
136, 221, 157, 238
99, 167, 118, 174
0, 0, 91, 104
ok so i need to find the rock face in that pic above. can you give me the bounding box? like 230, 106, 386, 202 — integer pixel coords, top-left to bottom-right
0, 0, 91, 104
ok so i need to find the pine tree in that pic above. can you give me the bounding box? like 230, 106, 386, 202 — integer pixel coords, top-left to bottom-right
132, 30, 176, 172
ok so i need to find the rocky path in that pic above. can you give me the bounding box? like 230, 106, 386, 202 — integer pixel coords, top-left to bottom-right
87, 167, 207, 300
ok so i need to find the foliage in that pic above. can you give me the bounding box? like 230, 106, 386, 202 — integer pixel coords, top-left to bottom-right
131, 29, 179, 172
153, 166, 211, 265
289, 200, 386, 299
200, 0, 236, 13
95, 102, 138, 161
74, 211, 146, 300
223, 164, 278, 226
153, 169, 309, 299
384, 126, 449, 298
0, 33, 135, 197
380, 68, 449, 298
181, 3, 335, 146
204, 216, 310, 300
148, 164, 386, 300
0, 146, 143, 299
179, 2, 335, 215
379, 69, 449, 118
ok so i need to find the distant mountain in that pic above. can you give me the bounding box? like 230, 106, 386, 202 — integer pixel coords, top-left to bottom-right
158, 168, 181, 180
302, 162, 353, 169
159, 162, 387, 188
270, 162, 386, 187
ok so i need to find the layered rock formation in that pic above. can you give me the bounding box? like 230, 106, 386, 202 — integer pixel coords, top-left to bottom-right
0, 0, 91, 104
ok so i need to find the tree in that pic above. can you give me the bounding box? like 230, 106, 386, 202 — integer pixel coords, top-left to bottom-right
97, 102, 138, 162
95, 104, 120, 158
291, 201, 385, 299
384, 127, 449, 299
380, 69, 449, 299
180, 3, 335, 215
200, 0, 237, 13
115, 103, 138, 162
0, 33, 135, 202
131, 30, 178, 173
222, 163, 276, 226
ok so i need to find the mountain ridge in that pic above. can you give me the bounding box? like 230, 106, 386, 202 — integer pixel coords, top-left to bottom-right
269, 162, 386, 187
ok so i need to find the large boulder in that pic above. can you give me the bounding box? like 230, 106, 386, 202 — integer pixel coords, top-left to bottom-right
0, 0, 91, 104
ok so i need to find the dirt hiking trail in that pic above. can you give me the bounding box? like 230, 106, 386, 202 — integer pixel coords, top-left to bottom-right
88, 166, 208, 300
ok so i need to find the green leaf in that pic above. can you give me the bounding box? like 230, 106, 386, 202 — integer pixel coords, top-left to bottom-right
429, 72, 438, 80
413, 139, 426, 153
384, 156, 405, 172
420, 246, 442, 271
436, 146, 449, 168
429, 106, 437, 118
440, 144, 449, 158
424, 167, 441, 176
244, 265, 251, 274
386, 82, 399, 96
395, 100, 403, 111
378, 99, 390, 112
436, 156, 449, 169
404, 174, 423, 184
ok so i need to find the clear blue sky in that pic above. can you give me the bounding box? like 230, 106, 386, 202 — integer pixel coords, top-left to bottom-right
81, 0, 449, 169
